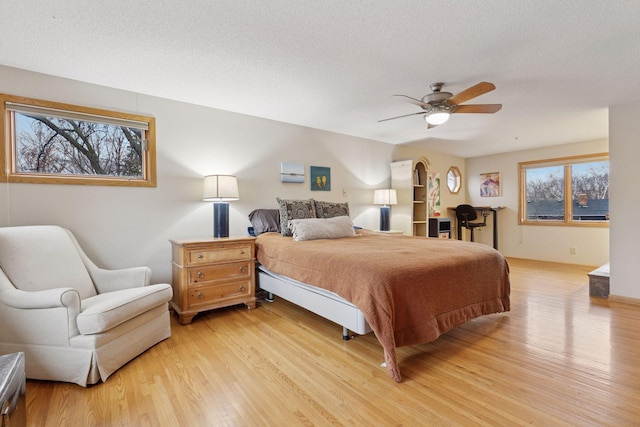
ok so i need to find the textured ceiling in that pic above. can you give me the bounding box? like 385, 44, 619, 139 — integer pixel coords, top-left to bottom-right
2, 1, 639, 157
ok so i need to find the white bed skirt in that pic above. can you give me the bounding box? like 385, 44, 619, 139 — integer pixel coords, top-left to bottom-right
257, 265, 372, 336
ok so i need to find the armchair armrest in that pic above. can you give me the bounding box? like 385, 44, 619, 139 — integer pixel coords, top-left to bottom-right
65, 229, 152, 293
0, 287, 81, 310
0, 286, 82, 344
88, 265, 152, 293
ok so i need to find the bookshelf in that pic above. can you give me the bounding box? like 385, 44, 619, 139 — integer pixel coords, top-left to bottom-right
390, 157, 430, 236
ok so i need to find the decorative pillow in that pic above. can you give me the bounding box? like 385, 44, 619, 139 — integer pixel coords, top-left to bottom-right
289, 216, 356, 241
248, 209, 281, 235
276, 198, 317, 236
314, 200, 350, 218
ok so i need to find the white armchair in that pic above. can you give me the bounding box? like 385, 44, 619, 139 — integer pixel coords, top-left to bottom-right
0, 225, 172, 386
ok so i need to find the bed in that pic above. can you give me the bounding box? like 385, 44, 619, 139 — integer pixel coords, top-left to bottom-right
258, 265, 372, 338
254, 218, 511, 382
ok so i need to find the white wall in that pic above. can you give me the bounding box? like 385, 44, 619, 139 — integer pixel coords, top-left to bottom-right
2, 65, 625, 294
609, 101, 640, 299
466, 139, 609, 267
0, 66, 401, 283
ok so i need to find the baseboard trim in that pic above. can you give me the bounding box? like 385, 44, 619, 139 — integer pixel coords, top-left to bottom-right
608, 294, 640, 306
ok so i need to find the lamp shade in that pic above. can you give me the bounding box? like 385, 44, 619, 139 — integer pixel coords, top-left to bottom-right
203, 175, 239, 201
373, 189, 397, 206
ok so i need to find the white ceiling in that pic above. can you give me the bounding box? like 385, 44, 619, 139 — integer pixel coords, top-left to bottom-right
2, 1, 639, 158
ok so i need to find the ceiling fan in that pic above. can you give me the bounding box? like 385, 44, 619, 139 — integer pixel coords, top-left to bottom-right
379, 81, 502, 128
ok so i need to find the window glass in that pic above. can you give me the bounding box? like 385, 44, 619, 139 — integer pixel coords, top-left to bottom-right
14, 112, 144, 178
571, 160, 609, 221
524, 165, 564, 221
446, 166, 461, 194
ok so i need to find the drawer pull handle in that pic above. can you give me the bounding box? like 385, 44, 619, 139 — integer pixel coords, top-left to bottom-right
240, 250, 245, 255
239, 266, 246, 273
197, 254, 204, 259
197, 291, 204, 299
239, 285, 245, 292
197, 271, 204, 278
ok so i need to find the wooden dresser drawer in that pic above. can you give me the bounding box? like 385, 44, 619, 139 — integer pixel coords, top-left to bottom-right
188, 261, 252, 285
186, 243, 252, 266
188, 281, 252, 307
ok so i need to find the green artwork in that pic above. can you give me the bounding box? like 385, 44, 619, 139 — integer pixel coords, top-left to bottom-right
310, 166, 331, 191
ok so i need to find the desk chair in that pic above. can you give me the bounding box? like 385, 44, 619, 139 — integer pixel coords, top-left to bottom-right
455, 204, 489, 242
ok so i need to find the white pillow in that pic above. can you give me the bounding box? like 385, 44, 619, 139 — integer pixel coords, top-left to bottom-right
289, 216, 356, 241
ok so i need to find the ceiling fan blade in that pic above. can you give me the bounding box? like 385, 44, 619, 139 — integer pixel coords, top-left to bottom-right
378, 111, 427, 122
452, 104, 502, 114
447, 82, 496, 105
392, 94, 431, 108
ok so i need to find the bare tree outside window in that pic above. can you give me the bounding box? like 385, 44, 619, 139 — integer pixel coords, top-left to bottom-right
571, 161, 609, 201
524, 165, 565, 221
15, 113, 144, 178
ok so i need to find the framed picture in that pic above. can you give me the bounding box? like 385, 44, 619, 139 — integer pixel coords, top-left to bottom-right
280, 162, 304, 183
480, 172, 501, 197
310, 166, 331, 191
427, 172, 441, 216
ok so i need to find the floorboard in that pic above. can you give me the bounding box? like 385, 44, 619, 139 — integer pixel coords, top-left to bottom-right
24, 258, 640, 426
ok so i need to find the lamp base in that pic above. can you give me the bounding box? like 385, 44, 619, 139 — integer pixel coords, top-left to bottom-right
379, 206, 390, 231
213, 202, 230, 238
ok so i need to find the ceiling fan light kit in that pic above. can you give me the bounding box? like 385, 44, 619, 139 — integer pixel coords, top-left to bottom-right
380, 81, 502, 129
424, 107, 451, 125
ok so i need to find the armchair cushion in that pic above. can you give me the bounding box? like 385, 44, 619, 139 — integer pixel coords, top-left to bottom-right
77, 284, 172, 334
77, 284, 172, 335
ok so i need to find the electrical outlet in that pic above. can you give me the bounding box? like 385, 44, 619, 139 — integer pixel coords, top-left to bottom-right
570, 247, 577, 255
342, 189, 348, 197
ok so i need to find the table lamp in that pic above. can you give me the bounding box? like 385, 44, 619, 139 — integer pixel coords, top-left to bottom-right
373, 189, 397, 231
203, 175, 239, 238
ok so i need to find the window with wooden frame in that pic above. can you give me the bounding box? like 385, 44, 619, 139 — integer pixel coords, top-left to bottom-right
446, 166, 461, 194
518, 153, 609, 227
0, 93, 156, 187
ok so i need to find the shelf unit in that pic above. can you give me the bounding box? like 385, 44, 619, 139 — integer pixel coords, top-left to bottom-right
390, 157, 430, 237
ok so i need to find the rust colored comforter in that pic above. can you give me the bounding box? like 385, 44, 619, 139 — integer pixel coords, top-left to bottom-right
255, 230, 510, 382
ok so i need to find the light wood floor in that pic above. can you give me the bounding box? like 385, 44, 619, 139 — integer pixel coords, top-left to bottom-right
26, 258, 640, 426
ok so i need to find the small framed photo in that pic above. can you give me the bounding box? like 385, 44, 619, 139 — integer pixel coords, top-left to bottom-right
280, 162, 304, 183
480, 172, 501, 197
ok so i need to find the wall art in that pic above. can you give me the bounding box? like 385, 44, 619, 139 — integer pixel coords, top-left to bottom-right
480, 172, 501, 197
428, 172, 441, 216
310, 166, 331, 191
280, 162, 304, 183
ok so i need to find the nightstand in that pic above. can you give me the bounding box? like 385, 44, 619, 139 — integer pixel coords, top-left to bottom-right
169, 236, 257, 324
